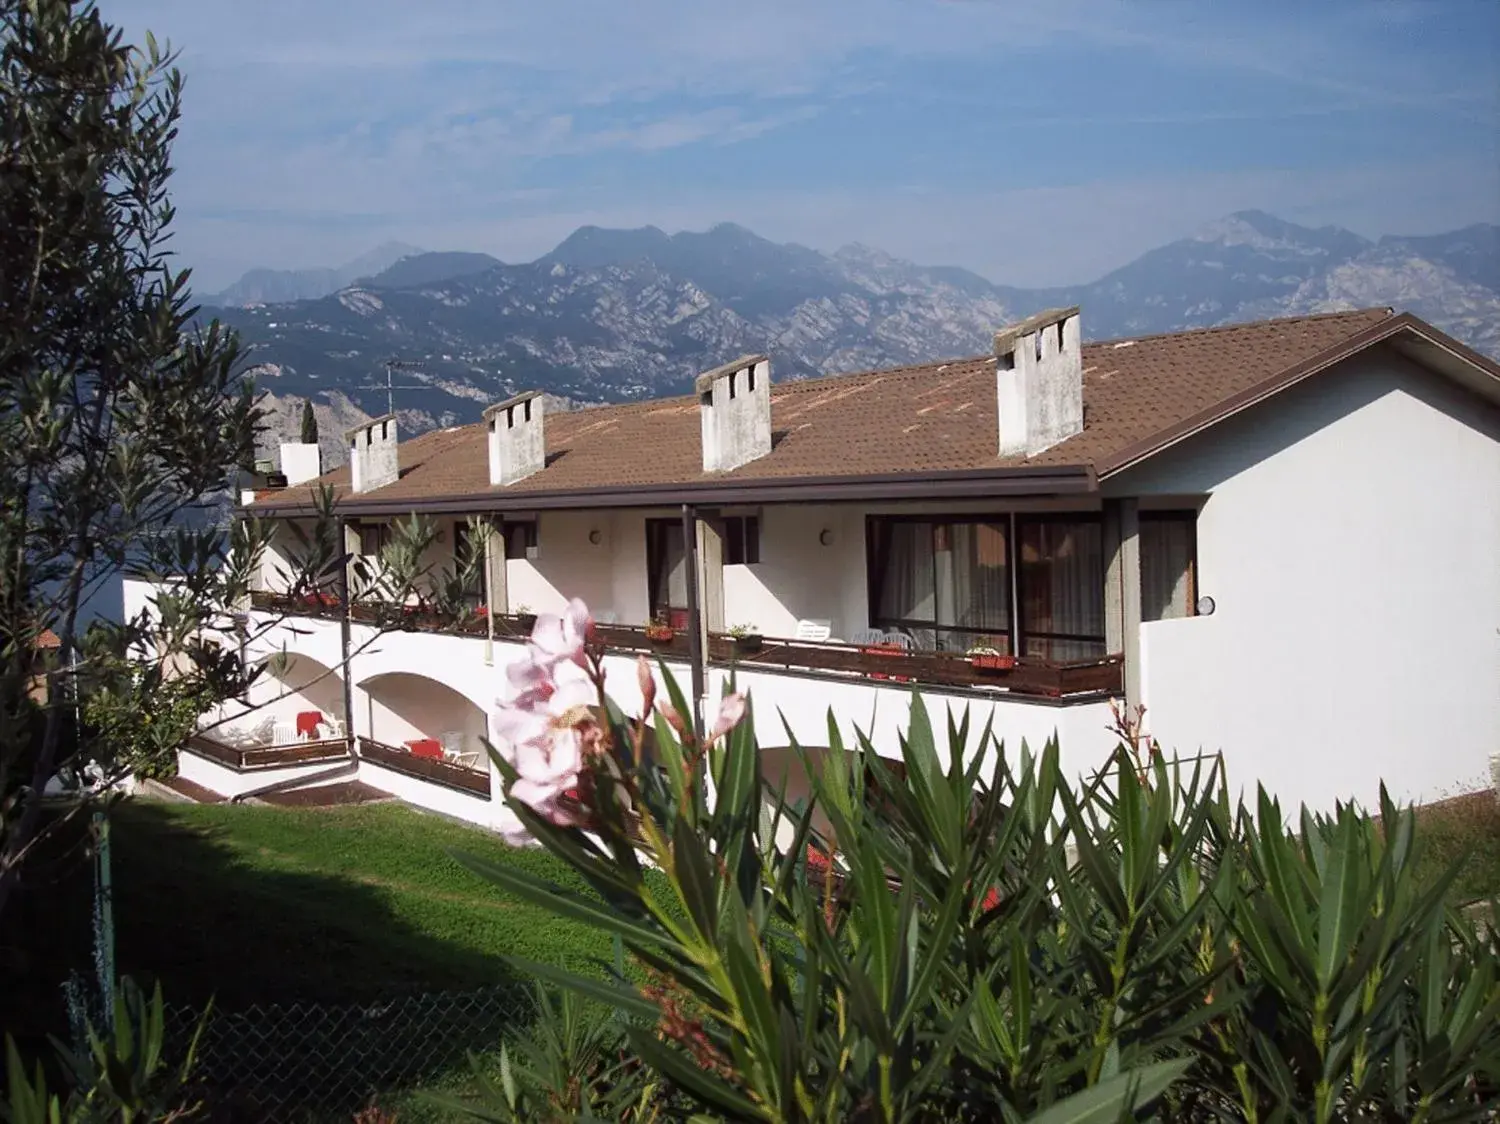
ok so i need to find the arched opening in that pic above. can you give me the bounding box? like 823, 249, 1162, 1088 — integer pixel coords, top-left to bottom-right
202, 652, 346, 747
758, 746, 908, 862
356, 672, 487, 774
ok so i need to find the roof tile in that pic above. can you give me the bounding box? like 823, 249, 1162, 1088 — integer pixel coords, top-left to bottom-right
254, 308, 1395, 508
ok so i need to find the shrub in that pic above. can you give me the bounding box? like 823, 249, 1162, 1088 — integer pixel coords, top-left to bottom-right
446, 622, 1500, 1122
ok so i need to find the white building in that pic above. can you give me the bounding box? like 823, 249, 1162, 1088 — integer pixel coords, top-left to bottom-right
139, 306, 1500, 828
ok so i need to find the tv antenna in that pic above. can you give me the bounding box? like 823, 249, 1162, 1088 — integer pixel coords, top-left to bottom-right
364, 357, 432, 418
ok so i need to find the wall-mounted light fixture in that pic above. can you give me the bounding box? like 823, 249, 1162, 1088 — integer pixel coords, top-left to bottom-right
818, 528, 833, 546
588, 529, 602, 545
1195, 595, 1216, 616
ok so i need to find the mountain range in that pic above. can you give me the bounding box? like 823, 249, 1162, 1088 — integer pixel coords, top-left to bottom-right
201, 211, 1500, 467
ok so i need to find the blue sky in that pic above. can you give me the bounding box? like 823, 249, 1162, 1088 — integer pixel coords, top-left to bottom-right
113, 0, 1500, 291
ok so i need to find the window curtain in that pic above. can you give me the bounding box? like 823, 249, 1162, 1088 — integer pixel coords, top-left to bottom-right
875, 522, 935, 648
1141, 515, 1196, 621
946, 521, 1010, 653
1019, 519, 1105, 661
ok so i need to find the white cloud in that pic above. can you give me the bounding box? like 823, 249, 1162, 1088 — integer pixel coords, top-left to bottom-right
107, 0, 1496, 288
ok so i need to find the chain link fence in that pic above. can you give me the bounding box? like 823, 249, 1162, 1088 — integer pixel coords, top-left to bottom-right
164, 983, 532, 1120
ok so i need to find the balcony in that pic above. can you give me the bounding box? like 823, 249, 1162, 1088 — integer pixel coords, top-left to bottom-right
184, 733, 348, 771
247, 591, 1121, 700
707, 635, 1120, 699
357, 736, 489, 797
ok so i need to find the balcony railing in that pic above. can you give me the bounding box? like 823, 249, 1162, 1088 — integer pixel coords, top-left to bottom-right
357, 736, 490, 797
248, 591, 1121, 699
184, 733, 348, 771
707, 635, 1122, 699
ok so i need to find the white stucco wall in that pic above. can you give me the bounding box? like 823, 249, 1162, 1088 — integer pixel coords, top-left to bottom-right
356, 759, 494, 822
177, 752, 346, 799
710, 665, 1116, 781
1118, 347, 1500, 813
722, 505, 867, 640
507, 510, 618, 616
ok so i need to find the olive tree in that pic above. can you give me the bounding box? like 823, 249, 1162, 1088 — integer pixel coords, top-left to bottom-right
0, 0, 473, 919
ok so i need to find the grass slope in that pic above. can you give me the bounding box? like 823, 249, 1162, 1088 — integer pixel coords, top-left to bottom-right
107, 800, 612, 1008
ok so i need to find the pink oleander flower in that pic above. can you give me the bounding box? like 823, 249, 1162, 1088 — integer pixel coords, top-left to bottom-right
636, 655, 656, 717
709, 692, 747, 741
528, 598, 592, 671
492, 600, 602, 838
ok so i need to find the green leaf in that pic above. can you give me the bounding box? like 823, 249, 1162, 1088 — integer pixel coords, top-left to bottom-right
1022, 1057, 1194, 1124
625, 1027, 768, 1120
1316, 812, 1366, 989
503, 958, 662, 1024
672, 813, 720, 944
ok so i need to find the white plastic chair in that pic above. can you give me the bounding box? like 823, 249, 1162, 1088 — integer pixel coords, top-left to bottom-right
794, 619, 832, 643
271, 720, 296, 746
851, 628, 886, 646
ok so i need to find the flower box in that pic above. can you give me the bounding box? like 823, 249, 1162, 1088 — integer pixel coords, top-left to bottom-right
861, 643, 912, 683
969, 653, 1016, 673
731, 633, 763, 655
644, 624, 676, 645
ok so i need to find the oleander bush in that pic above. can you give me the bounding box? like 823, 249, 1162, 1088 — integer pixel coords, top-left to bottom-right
439, 623, 1500, 1123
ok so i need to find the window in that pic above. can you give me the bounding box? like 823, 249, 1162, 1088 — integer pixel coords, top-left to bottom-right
502, 520, 537, 561
867, 518, 1012, 653
1140, 512, 1197, 621
1016, 516, 1106, 661
724, 515, 760, 565
645, 519, 689, 628
357, 522, 390, 557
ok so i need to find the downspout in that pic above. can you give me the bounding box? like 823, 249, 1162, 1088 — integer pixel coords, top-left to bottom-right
680, 503, 707, 741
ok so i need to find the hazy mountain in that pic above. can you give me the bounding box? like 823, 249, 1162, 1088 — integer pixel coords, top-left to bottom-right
207, 211, 1500, 467
357, 251, 504, 290
207, 241, 423, 306
1378, 224, 1500, 294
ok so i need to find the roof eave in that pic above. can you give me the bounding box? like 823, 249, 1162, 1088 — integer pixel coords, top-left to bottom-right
242, 463, 1099, 517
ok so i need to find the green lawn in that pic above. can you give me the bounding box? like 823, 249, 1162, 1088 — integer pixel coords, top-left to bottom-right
1412, 790, 1500, 908
0, 799, 628, 1120
102, 799, 614, 1009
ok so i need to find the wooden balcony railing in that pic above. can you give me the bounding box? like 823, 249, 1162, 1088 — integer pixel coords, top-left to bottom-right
706, 635, 1122, 699
184, 733, 348, 771
248, 590, 1119, 700
357, 736, 490, 797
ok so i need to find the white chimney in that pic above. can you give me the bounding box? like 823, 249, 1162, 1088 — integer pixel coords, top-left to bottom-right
485, 390, 546, 486
995, 307, 1083, 457
346, 414, 399, 494
279, 441, 322, 486
697, 354, 771, 473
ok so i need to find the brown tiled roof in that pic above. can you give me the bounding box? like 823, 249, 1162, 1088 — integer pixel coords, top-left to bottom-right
36, 628, 61, 649
253, 308, 1401, 510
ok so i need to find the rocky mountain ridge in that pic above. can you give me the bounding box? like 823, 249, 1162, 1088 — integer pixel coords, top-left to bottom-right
210, 211, 1499, 466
